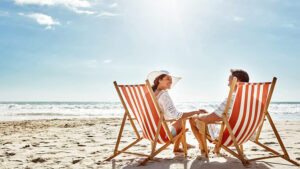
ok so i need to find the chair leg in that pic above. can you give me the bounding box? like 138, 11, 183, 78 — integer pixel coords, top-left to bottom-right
151, 141, 154, 151
139, 130, 186, 166
105, 138, 143, 161
113, 112, 128, 154
240, 144, 244, 155
201, 122, 209, 158
181, 119, 188, 156
222, 116, 248, 165
253, 141, 300, 166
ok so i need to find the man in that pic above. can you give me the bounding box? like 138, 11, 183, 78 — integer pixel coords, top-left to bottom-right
189, 69, 249, 154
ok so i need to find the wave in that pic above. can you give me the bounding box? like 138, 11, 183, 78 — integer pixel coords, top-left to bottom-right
0, 102, 300, 121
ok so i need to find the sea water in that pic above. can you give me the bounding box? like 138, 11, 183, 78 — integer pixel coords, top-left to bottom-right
0, 102, 300, 121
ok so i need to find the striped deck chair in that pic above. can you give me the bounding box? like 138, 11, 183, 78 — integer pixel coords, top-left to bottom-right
198, 77, 299, 166
105, 80, 188, 166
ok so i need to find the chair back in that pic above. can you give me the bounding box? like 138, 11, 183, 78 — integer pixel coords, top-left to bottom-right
221, 82, 273, 146
117, 83, 170, 144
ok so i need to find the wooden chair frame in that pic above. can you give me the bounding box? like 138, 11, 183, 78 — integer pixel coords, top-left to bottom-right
105, 80, 188, 166
198, 77, 299, 166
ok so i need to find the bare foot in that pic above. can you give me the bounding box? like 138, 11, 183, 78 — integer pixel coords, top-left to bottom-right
200, 150, 207, 157
173, 148, 184, 153
212, 146, 220, 154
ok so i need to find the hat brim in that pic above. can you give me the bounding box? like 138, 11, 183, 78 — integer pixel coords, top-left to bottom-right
147, 71, 181, 89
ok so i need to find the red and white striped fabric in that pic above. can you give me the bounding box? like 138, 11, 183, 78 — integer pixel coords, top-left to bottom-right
221, 82, 272, 147
118, 84, 170, 144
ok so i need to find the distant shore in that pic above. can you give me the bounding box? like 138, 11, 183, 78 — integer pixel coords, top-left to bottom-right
0, 118, 299, 168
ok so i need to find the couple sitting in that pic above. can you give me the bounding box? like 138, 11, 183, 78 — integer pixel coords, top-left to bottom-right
147, 69, 249, 153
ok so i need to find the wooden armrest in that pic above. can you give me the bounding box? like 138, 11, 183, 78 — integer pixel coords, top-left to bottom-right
211, 122, 222, 125
128, 118, 178, 122
165, 120, 176, 122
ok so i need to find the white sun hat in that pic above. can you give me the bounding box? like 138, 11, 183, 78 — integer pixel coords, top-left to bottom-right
147, 70, 182, 88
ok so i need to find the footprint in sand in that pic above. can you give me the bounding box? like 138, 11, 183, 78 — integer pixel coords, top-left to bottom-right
32, 143, 39, 147
72, 159, 82, 164
22, 144, 30, 149
264, 141, 276, 145
5, 152, 16, 156
3, 142, 12, 145
90, 151, 100, 154
40, 141, 50, 144
251, 148, 259, 151
31, 157, 46, 163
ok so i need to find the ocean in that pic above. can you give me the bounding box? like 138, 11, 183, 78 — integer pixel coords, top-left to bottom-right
0, 102, 300, 121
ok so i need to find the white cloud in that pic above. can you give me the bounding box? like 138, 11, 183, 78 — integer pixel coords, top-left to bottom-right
71, 7, 95, 15
45, 25, 53, 30
283, 23, 295, 29
19, 13, 60, 30
14, 0, 119, 17
14, 0, 93, 15
104, 59, 112, 63
0, 11, 9, 16
85, 59, 98, 68
233, 16, 244, 22
97, 12, 119, 17
109, 3, 118, 8
14, 0, 91, 8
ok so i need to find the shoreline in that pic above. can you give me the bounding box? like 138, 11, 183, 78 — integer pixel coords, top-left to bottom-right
0, 118, 299, 168
1, 116, 299, 123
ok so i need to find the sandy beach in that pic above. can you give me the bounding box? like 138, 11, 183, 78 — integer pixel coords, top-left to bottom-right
0, 118, 299, 169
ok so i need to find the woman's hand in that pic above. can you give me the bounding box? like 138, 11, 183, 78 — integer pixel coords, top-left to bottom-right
195, 110, 201, 115
199, 109, 208, 114
193, 109, 204, 116
183, 109, 208, 119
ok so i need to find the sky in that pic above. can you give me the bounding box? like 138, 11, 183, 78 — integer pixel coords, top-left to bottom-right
0, 0, 299, 102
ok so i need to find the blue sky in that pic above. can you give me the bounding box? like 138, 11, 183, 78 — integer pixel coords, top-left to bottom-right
0, 0, 299, 102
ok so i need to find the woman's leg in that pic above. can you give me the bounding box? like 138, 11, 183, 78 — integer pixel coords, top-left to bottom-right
172, 119, 195, 152
172, 120, 183, 152
173, 135, 183, 152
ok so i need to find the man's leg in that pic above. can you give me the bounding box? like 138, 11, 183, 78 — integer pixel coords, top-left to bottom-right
189, 118, 205, 152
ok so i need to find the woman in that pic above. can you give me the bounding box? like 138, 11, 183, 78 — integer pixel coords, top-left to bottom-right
147, 70, 201, 152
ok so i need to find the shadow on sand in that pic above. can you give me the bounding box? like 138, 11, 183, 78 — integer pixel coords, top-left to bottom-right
108, 155, 273, 169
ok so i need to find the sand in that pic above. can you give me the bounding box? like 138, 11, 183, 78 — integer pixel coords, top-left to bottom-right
0, 118, 299, 169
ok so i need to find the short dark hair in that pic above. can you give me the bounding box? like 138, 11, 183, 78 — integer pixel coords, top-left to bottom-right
230, 69, 249, 82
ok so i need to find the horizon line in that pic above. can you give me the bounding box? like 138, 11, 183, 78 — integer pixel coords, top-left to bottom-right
0, 101, 300, 103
